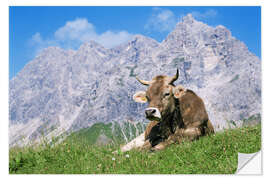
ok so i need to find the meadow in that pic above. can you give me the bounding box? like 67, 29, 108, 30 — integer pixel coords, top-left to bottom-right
9, 124, 261, 174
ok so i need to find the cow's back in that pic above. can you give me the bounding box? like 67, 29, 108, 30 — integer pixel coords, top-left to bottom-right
178, 90, 210, 130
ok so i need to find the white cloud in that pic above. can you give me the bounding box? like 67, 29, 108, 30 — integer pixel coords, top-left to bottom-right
97, 30, 134, 48
145, 8, 177, 32
191, 9, 218, 20
29, 18, 134, 55
54, 18, 96, 42
144, 8, 218, 34
28, 32, 59, 56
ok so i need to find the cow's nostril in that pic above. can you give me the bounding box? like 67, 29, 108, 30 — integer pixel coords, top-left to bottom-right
145, 111, 148, 117
145, 108, 156, 117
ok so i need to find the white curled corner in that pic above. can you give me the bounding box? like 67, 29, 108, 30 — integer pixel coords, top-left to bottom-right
236, 151, 262, 174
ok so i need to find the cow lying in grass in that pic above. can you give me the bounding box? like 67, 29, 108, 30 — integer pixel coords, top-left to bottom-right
120, 69, 214, 152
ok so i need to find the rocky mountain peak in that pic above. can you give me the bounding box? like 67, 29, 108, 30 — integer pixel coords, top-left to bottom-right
77, 41, 107, 54
182, 13, 196, 24
9, 15, 261, 147
214, 25, 232, 40
128, 34, 159, 48
37, 46, 66, 57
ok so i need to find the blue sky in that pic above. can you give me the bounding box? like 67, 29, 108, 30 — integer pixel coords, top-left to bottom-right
9, 6, 261, 79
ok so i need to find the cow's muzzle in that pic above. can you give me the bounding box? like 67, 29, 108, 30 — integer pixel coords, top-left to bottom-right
145, 107, 161, 121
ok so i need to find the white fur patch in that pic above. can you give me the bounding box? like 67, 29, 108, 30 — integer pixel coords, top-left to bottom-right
120, 133, 145, 152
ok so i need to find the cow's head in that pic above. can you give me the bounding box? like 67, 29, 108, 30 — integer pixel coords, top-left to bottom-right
133, 69, 186, 121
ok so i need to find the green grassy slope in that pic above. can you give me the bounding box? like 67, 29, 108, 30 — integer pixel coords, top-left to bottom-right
9, 124, 261, 174
65, 121, 147, 145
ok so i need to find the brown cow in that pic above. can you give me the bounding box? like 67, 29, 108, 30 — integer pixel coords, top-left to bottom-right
133, 69, 214, 151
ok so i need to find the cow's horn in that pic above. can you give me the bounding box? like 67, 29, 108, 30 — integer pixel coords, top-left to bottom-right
135, 76, 151, 86
169, 69, 179, 84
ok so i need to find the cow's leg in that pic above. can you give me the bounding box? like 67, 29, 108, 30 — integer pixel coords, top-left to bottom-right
150, 133, 178, 151
150, 135, 175, 151
151, 127, 203, 151
139, 140, 152, 151
171, 127, 202, 143
153, 127, 202, 151
151, 141, 169, 151
120, 133, 145, 152
181, 127, 202, 140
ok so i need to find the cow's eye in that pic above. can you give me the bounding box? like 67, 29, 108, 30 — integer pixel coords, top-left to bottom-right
164, 92, 170, 97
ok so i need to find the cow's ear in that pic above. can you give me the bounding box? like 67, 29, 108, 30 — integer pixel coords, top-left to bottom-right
133, 91, 147, 103
173, 85, 186, 98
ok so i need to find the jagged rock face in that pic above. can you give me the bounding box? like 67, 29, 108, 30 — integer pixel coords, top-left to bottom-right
9, 14, 261, 146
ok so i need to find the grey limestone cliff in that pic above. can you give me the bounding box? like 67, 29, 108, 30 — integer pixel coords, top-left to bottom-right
9, 14, 261, 146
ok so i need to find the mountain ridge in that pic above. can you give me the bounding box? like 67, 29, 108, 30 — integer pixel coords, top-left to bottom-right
9, 14, 261, 146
